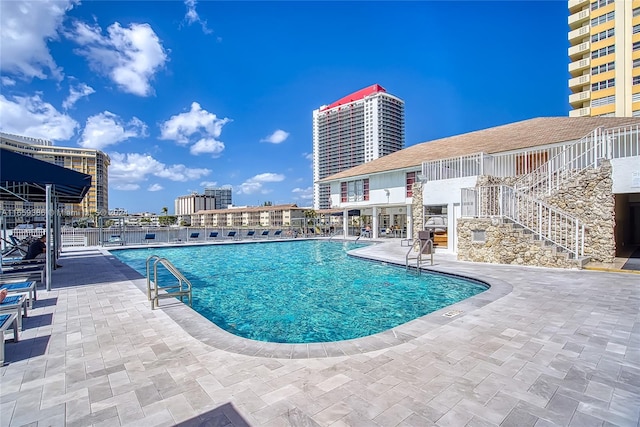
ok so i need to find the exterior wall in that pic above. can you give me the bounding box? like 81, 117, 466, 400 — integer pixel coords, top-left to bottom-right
611, 156, 640, 193
457, 218, 577, 268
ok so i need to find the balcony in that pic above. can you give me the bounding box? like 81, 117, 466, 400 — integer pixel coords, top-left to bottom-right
569, 41, 590, 60
569, 0, 589, 13
569, 107, 591, 117
569, 57, 591, 75
569, 90, 591, 107
568, 24, 590, 43
568, 9, 590, 30
569, 74, 591, 90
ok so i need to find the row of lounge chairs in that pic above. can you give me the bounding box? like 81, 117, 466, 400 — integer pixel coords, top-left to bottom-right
139, 229, 288, 244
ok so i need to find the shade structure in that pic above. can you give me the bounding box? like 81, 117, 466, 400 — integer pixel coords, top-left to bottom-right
329, 209, 361, 216
0, 148, 91, 203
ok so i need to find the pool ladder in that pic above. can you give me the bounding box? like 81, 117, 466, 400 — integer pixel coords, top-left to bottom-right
146, 255, 192, 310
405, 237, 434, 274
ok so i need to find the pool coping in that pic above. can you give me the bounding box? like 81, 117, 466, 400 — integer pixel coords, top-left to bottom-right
101, 242, 513, 359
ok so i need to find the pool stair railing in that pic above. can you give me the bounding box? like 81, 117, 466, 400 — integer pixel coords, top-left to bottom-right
146, 255, 192, 310
405, 231, 434, 274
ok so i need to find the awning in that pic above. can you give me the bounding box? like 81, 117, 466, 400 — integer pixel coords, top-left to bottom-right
329, 209, 361, 216
0, 148, 92, 203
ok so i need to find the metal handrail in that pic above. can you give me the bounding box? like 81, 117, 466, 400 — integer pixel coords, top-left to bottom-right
146, 255, 192, 310
405, 237, 433, 274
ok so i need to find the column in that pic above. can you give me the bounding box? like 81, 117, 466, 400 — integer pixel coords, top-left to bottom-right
372, 206, 379, 238
342, 209, 349, 239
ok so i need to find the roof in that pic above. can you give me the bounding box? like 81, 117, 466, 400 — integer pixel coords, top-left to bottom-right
321, 84, 386, 111
321, 116, 640, 182
0, 148, 92, 203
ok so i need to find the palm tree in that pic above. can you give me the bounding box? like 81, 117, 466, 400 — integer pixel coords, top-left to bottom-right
161, 206, 168, 216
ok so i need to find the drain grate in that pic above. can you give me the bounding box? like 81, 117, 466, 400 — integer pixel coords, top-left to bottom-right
442, 310, 463, 318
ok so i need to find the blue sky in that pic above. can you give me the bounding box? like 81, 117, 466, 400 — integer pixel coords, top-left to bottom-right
0, 0, 569, 214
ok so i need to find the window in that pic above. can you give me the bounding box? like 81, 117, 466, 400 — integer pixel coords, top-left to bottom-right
633, 76, 640, 85
341, 178, 369, 202
591, 11, 614, 27
635, 41, 640, 52
591, 0, 614, 10
592, 61, 615, 75
406, 172, 416, 197
592, 45, 615, 59
635, 7, 640, 16
635, 24, 640, 34
591, 95, 615, 107
592, 78, 615, 91
634, 58, 640, 68
592, 28, 614, 42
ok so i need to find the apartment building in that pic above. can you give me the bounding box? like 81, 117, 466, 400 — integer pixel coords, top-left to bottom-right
190, 204, 308, 229
312, 84, 404, 209
0, 132, 109, 227
568, 0, 640, 117
204, 187, 232, 210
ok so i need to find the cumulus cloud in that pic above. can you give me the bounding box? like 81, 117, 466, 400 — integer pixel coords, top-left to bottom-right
79, 112, 147, 150
109, 152, 211, 190
148, 183, 163, 191
237, 173, 285, 195
66, 21, 168, 96
159, 102, 230, 156
62, 82, 95, 109
0, 0, 74, 81
200, 181, 218, 187
184, 0, 212, 34
1, 77, 16, 86
292, 186, 313, 200
260, 129, 289, 144
0, 93, 78, 140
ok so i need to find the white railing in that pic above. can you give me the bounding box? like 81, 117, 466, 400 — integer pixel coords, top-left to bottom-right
513, 124, 640, 198
461, 185, 585, 258
421, 153, 487, 181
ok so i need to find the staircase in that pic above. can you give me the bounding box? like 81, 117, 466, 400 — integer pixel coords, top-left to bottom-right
463, 124, 640, 264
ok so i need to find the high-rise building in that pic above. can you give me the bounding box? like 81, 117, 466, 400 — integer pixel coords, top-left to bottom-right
204, 187, 232, 210
312, 84, 404, 209
175, 192, 216, 217
568, 0, 640, 117
0, 132, 110, 227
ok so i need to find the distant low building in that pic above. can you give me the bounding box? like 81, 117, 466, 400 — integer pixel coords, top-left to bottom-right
190, 204, 308, 228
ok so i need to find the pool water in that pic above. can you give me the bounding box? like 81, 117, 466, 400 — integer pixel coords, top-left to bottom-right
112, 240, 487, 343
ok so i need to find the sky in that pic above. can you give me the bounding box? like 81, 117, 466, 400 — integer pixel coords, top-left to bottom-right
0, 0, 570, 215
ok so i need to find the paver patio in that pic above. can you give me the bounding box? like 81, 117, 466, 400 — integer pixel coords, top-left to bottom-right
0, 240, 638, 426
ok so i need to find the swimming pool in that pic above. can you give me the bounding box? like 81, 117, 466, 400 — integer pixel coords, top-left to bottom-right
112, 240, 487, 343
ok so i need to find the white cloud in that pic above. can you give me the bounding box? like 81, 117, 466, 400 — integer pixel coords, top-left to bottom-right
148, 183, 163, 191
1, 77, 16, 86
159, 102, 230, 156
109, 152, 212, 190
114, 183, 140, 191
0, 0, 74, 81
66, 21, 168, 96
79, 112, 147, 150
0, 93, 78, 140
200, 181, 218, 187
292, 187, 313, 200
184, 0, 212, 34
261, 129, 289, 144
62, 82, 95, 109
190, 137, 225, 156
237, 173, 285, 195
304, 152, 313, 161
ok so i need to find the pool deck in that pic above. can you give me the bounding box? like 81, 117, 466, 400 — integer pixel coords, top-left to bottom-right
1, 239, 639, 426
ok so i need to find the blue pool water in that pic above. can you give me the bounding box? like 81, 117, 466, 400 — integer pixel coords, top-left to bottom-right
111, 240, 487, 343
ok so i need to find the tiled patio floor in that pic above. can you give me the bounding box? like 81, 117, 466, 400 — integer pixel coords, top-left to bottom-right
1, 240, 638, 427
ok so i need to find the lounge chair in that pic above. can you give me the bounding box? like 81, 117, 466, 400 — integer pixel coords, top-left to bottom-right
245, 230, 256, 239
0, 294, 27, 331
260, 230, 270, 238
0, 313, 19, 365
188, 232, 200, 241
272, 230, 283, 239
144, 233, 156, 244
1, 281, 37, 309
225, 231, 238, 240
1, 265, 45, 284
103, 235, 125, 246
208, 231, 219, 240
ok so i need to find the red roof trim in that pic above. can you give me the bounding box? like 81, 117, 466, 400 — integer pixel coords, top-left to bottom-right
321, 84, 386, 111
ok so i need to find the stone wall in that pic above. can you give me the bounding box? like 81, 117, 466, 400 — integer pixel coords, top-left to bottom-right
415, 160, 616, 268
457, 218, 577, 268
411, 181, 424, 240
